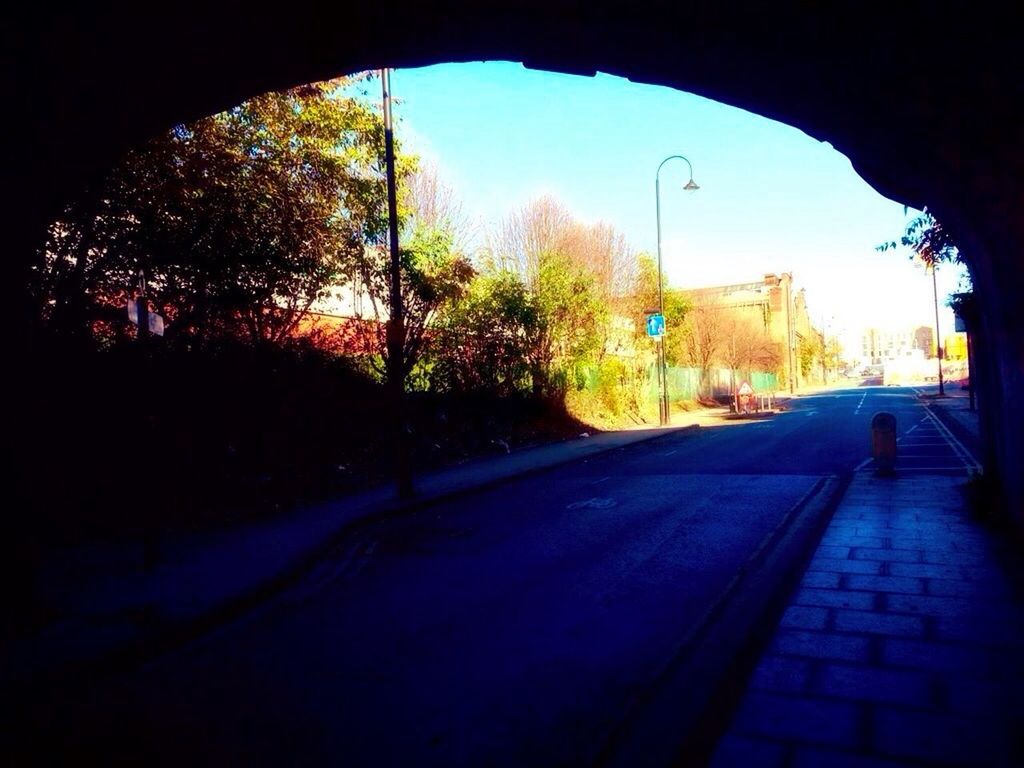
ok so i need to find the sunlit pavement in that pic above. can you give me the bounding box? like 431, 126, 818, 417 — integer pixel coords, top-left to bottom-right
16, 386, 1021, 766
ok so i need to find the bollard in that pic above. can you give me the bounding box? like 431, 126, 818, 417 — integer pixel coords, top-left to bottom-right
871, 412, 897, 475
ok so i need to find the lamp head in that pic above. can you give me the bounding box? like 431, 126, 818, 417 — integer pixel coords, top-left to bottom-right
683, 178, 700, 191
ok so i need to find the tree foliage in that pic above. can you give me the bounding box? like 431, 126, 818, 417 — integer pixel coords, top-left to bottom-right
628, 252, 689, 364
400, 164, 476, 252
878, 207, 973, 326
354, 161, 478, 383
720, 315, 782, 387
823, 336, 842, 374
681, 297, 725, 394
432, 270, 539, 395
486, 198, 616, 393
358, 225, 475, 381
797, 334, 822, 379
36, 77, 388, 347
530, 250, 607, 391
878, 207, 960, 268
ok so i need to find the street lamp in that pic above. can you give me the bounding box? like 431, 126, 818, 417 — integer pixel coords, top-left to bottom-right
655, 155, 699, 426
914, 256, 945, 396
930, 260, 945, 396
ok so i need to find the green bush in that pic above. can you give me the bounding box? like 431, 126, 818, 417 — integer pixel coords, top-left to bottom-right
595, 357, 628, 416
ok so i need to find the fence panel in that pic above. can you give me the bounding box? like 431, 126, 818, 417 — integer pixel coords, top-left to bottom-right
582, 363, 779, 405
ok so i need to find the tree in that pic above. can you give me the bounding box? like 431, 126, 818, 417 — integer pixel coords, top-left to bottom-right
627, 252, 689, 363
432, 270, 539, 395
400, 163, 476, 253
354, 160, 477, 385
720, 315, 782, 390
557, 220, 636, 305
797, 334, 822, 380
878, 207, 960, 268
357, 225, 475, 383
490, 196, 572, 286
36, 77, 388, 347
823, 336, 842, 378
681, 297, 725, 396
531, 250, 606, 392
488, 197, 608, 394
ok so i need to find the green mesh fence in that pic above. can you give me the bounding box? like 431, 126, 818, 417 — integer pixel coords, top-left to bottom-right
650, 366, 701, 401
643, 366, 778, 402
580, 363, 778, 404
749, 370, 779, 393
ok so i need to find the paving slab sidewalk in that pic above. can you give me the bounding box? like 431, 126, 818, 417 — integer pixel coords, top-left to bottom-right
710, 471, 1024, 767
11, 420, 704, 681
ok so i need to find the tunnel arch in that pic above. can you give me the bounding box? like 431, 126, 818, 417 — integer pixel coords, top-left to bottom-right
13, 2, 1024, 516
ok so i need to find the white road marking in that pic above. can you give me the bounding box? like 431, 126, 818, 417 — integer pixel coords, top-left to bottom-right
923, 405, 982, 472
567, 497, 617, 510
855, 401, 981, 477
872, 466, 970, 472
853, 392, 867, 414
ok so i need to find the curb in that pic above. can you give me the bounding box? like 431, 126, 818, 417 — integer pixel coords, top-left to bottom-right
20, 423, 703, 687
383, 423, 701, 518
721, 410, 778, 421
598, 472, 850, 767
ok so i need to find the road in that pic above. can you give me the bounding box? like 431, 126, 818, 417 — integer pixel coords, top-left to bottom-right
23, 385, 974, 765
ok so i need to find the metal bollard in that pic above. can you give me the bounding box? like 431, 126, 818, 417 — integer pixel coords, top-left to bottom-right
871, 412, 897, 475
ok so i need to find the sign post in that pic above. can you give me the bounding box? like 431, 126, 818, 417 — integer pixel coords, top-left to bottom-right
646, 313, 668, 424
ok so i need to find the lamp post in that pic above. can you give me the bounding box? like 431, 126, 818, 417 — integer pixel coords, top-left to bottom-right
914, 255, 945, 397
930, 260, 945, 396
655, 155, 699, 426
786, 274, 795, 394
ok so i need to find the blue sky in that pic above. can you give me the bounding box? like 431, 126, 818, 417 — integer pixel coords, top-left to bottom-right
389, 62, 966, 355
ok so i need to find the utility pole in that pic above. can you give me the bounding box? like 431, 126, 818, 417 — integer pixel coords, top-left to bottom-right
931, 261, 945, 397
381, 68, 413, 498
820, 314, 826, 385
786, 274, 795, 394
966, 330, 976, 411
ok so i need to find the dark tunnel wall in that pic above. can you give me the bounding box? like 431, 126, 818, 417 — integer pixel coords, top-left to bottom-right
9, 2, 1024, 517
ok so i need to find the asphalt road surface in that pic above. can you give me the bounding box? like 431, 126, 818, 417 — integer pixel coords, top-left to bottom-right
24, 385, 974, 765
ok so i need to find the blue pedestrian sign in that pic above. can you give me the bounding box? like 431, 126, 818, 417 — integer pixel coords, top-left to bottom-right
646, 313, 666, 338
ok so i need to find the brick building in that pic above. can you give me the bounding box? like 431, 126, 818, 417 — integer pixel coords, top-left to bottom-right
685, 272, 825, 389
